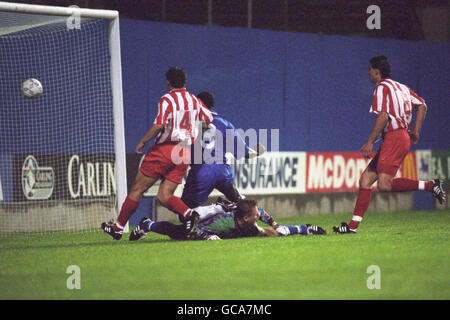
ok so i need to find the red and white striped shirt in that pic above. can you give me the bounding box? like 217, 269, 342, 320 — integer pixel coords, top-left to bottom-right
370, 78, 425, 132
154, 88, 213, 144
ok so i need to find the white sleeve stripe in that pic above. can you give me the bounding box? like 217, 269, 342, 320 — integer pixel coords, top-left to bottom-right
376, 85, 385, 112
165, 94, 177, 125
411, 95, 423, 105
154, 99, 169, 124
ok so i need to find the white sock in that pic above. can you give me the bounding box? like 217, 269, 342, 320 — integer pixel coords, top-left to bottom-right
193, 204, 225, 221
418, 181, 425, 190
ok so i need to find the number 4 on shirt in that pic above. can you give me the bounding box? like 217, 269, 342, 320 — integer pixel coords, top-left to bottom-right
180, 110, 192, 134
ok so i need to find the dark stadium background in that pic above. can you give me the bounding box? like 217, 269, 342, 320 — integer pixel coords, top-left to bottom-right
6, 0, 449, 42
8, 0, 450, 42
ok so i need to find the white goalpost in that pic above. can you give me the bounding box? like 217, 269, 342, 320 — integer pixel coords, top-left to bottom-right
0, 2, 127, 233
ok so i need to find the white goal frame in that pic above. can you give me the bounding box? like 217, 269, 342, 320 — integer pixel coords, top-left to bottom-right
0, 2, 128, 231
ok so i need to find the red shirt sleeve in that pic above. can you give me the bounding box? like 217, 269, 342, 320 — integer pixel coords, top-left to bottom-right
154, 97, 172, 126
197, 100, 213, 126
408, 87, 425, 106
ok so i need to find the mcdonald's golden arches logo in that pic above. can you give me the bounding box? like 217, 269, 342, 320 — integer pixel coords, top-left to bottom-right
401, 152, 417, 180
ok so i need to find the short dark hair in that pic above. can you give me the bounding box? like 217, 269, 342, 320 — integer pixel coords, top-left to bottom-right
369, 55, 391, 78
166, 66, 187, 88
235, 199, 257, 220
197, 91, 215, 110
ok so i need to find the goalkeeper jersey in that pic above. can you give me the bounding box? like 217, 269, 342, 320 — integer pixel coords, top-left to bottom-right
197, 212, 258, 239
196, 206, 276, 239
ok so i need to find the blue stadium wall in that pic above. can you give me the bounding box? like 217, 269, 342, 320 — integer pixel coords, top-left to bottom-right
120, 19, 450, 223
120, 19, 449, 152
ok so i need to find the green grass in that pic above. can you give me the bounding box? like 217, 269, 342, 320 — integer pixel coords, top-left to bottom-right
0, 210, 449, 300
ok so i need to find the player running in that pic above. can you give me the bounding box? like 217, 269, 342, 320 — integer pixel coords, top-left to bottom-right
129, 198, 326, 241
333, 55, 447, 234
180, 91, 265, 209
102, 67, 213, 240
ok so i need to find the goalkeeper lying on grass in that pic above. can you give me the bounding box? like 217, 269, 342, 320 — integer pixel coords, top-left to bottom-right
129, 198, 326, 241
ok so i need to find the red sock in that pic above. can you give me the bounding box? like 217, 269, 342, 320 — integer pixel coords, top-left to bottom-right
424, 180, 434, 191
166, 196, 192, 218
391, 178, 433, 192
391, 178, 418, 191
348, 188, 372, 231
115, 196, 140, 231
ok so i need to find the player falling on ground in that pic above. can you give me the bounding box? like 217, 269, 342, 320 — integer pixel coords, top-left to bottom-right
180, 91, 265, 209
333, 55, 447, 234
102, 67, 213, 240
128, 91, 263, 241
129, 198, 326, 241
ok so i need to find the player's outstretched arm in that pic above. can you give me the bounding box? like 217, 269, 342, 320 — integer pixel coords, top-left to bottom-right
257, 227, 279, 237
135, 124, 164, 153
410, 103, 427, 145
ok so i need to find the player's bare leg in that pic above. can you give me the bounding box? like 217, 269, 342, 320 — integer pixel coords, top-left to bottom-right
102, 171, 158, 240
158, 179, 200, 236
376, 172, 394, 192
359, 166, 378, 189
128, 171, 159, 201
334, 166, 378, 234
156, 178, 179, 207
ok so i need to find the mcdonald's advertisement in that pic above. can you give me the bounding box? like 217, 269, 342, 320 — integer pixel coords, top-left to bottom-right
306, 152, 371, 192
306, 151, 421, 193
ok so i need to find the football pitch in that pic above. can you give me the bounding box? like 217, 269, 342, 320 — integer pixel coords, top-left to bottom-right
0, 210, 448, 300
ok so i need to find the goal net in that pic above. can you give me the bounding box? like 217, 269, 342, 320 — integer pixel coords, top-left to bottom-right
0, 3, 127, 234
